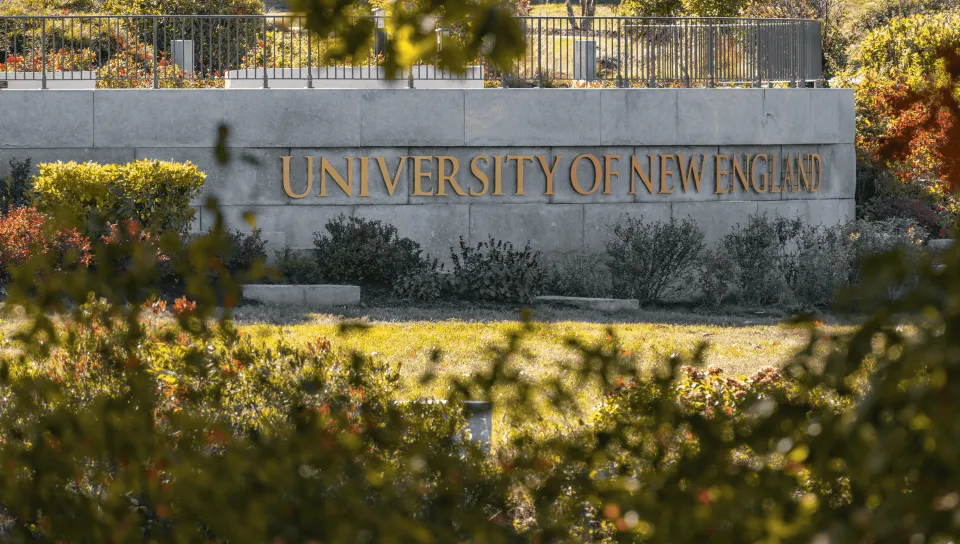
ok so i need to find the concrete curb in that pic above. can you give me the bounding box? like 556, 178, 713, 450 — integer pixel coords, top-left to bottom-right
534, 295, 640, 312
242, 284, 361, 306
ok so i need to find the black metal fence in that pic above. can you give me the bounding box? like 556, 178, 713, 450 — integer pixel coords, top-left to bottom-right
0, 15, 822, 88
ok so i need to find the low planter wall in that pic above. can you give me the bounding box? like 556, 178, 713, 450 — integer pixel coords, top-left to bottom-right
223, 66, 485, 89
534, 296, 641, 312
0, 72, 96, 90
242, 284, 361, 306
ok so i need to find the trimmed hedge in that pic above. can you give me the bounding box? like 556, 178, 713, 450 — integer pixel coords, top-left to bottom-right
33, 159, 204, 236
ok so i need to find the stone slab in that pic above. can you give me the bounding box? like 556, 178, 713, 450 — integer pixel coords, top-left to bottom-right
717, 146, 783, 202
583, 203, 672, 252
676, 89, 763, 146
469, 203, 583, 257
672, 201, 760, 245
93, 90, 224, 148
761, 89, 811, 145
599, 89, 678, 145
464, 89, 601, 146
549, 147, 635, 204
351, 204, 469, 262
0, 90, 94, 148
242, 284, 360, 306
226, 90, 361, 148
199, 205, 349, 249
407, 148, 552, 204
631, 146, 721, 203
808, 198, 855, 228
360, 90, 465, 146
289, 148, 411, 205
534, 295, 640, 312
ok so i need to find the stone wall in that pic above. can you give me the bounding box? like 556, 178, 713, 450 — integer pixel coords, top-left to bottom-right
0, 88, 854, 261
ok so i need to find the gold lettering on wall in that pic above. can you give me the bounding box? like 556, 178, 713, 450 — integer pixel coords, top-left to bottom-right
571, 154, 602, 195
281, 155, 313, 199
281, 151, 826, 200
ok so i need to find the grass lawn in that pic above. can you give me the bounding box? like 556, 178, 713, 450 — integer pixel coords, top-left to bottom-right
230, 302, 850, 436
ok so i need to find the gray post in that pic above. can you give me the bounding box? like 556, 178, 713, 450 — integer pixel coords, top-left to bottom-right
262, 16, 269, 89
152, 18, 159, 89
463, 401, 493, 452
573, 39, 596, 81
171, 39, 194, 76
372, 8, 387, 57
707, 22, 715, 88
40, 23, 46, 90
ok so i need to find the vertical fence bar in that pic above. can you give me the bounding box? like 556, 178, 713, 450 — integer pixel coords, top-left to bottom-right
40, 20, 46, 89
262, 15, 268, 88
152, 17, 159, 88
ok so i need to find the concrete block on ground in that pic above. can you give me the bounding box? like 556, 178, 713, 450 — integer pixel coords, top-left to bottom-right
0, 91, 94, 148
672, 201, 759, 245
534, 295, 640, 312
464, 89, 601, 146
676, 89, 763, 146
928, 239, 955, 252
360, 90, 465, 146
243, 284, 360, 306
632, 146, 721, 203
761, 89, 811, 145
469, 203, 584, 257
583, 203, 671, 252
93, 90, 224, 148
600, 89, 678, 145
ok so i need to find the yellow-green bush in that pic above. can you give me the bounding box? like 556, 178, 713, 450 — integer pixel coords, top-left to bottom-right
33, 159, 204, 236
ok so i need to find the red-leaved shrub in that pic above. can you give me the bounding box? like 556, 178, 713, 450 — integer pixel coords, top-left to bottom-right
0, 207, 92, 284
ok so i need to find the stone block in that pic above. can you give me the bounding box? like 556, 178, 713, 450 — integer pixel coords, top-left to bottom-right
534, 295, 640, 312
469, 204, 583, 257
810, 89, 852, 144
808, 199, 854, 228
631, 146, 721, 203
242, 284, 360, 306
761, 89, 811, 144
352, 204, 469, 261
583, 203, 672, 252
928, 239, 955, 253
226, 90, 361, 148
135, 147, 283, 206
464, 89, 601, 146
201, 205, 350, 248
0, 91, 94, 148
0, 148, 135, 175
757, 200, 811, 222
549, 147, 635, 204
717, 146, 783, 201
676, 89, 763, 146
360, 90, 465, 146
599, 89, 678, 145
288, 148, 411, 205
94, 90, 224, 148
407, 148, 551, 204
780, 143, 854, 200
672, 201, 759, 244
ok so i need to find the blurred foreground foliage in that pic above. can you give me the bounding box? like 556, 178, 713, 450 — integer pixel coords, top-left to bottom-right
0, 205, 958, 542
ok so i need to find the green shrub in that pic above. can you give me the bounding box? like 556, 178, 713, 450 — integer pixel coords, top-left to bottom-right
99, 0, 263, 14
449, 237, 544, 303
615, 0, 682, 16
0, 158, 32, 213
274, 246, 324, 284
543, 252, 612, 298
219, 228, 267, 276
33, 160, 205, 237
313, 215, 426, 287
718, 214, 799, 307
606, 216, 704, 305
393, 260, 449, 301
696, 247, 739, 308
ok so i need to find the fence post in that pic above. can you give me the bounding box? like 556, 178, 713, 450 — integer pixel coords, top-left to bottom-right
753, 19, 761, 88
262, 16, 269, 89
40, 21, 47, 90
707, 20, 715, 88
307, 16, 314, 89
152, 18, 159, 89
537, 17, 543, 87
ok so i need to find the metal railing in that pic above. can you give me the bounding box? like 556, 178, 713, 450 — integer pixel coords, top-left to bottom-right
0, 15, 822, 89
